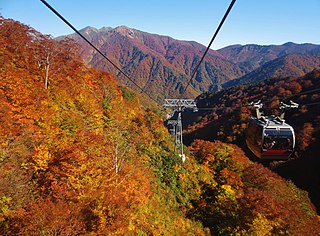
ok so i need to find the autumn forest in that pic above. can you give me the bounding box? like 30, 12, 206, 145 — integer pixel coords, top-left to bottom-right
1, 17, 320, 235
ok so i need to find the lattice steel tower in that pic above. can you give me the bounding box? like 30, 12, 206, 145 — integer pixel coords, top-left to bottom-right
163, 99, 198, 162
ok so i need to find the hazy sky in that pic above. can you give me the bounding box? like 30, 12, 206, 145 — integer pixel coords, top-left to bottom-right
1, 0, 320, 49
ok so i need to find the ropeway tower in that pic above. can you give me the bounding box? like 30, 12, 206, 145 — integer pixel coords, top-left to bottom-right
163, 99, 198, 162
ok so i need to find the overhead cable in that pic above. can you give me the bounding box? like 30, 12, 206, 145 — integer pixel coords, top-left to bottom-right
181, 0, 237, 97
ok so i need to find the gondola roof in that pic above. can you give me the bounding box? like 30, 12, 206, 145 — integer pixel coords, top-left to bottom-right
251, 115, 293, 129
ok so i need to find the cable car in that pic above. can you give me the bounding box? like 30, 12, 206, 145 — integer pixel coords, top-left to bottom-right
246, 101, 298, 160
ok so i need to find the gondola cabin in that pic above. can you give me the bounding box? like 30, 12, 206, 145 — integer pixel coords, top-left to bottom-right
246, 116, 295, 160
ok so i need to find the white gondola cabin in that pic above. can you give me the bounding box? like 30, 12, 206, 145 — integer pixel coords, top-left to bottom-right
246, 116, 295, 159
246, 101, 298, 160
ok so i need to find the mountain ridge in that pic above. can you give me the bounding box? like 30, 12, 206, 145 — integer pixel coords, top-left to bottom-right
59, 26, 245, 99
223, 54, 320, 88
60, 25, 320, 99
218, 42, 320, 71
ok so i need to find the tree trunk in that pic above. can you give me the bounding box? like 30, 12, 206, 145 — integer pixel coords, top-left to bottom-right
45, 55, 50, 89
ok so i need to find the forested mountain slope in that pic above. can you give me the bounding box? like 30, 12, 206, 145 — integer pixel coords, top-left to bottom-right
223, 54, 320, 88
184, 69, 320, 151
218, 42, 320, 72
183, 69, 320, 213
0, 17, 207, 235
1, 17, 320, 235
62, 26, 244, 99
64, 27, 320, 98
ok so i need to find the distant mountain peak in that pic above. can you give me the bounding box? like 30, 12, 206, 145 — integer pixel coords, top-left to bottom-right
283, 42, 295, 46
114, 25, 135, 39
78, 26, 114, 35
98, 26, 113, 32
115, 25, 131, 30
79, 26, 98, 34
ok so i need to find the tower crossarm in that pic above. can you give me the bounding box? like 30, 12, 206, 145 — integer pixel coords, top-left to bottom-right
163, 99, 198, 112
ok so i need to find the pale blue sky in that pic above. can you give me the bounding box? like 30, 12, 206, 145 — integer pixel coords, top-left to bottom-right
1, 0, 320, 49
